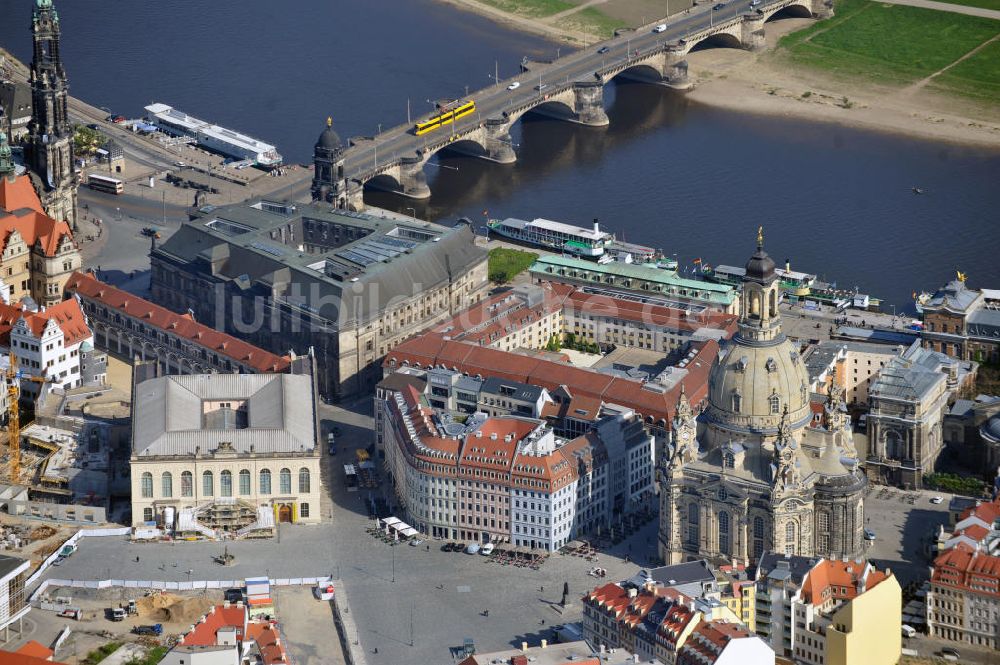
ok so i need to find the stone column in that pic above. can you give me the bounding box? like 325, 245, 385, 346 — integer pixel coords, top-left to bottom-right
740, 15, 767, 51
397, 156, 431, 199
572, 82, 610, 127
663, 54, 691, 90
483, 119, 517, 164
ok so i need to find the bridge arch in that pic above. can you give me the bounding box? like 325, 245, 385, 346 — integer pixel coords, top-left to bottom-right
764, 3, 814, 21
688, 32, 744, 52
524, 99, 577, 123
436, 136, 490, 159
364, 172, 405, 195
610, 63, 665, 84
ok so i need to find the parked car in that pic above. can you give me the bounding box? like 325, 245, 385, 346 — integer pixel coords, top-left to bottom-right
901, 624, 917, 638
534, 84, 548, 91
507, 81, 521, 90
441, 542, 455, 552
58, 608, 81, 620
597, 46, 610, 54
864, 528, 876, 541
132, 624, 163, 636
409, 538, 424, 547
930, 496, 943, 504
480, 543, 495, 556
465, 542, 481, 555
713, 3, 725, 8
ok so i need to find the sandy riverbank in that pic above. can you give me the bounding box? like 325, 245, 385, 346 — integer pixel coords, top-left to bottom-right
439, 2, 1000, 148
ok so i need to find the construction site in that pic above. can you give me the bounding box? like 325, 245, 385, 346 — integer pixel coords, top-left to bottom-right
0, 353, 130, 527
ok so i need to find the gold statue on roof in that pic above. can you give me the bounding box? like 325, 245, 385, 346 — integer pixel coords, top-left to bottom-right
326, 116, 333, 127
957, 270, 967, 283
757, 225, 764, 249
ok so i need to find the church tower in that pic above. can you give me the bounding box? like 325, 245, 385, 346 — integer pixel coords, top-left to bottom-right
25, 0, 78, 230
311, 117, 349, 208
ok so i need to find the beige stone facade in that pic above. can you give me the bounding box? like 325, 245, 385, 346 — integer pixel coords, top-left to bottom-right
129, 370, 321, 532
659, 238, 866, 566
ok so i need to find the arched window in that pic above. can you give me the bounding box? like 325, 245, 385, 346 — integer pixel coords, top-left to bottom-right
203, 471, 213, 496
140, 472, 153, 498
719, 511, 730, 554
161, 472, 173, 498
220, 470, 233, 497
769, 289, 777, 317
732, 392, 742, 414
280, 468, 292, 494
687, 503, 700, 546
723, 452, 735, 469
769, 393, 781, 415
239, 469, 251, 496
785, 521, 797, 555
260, 469, 272, 495
753, 516, 765, 559
299, 467, 311, 493
817, 512, 830, 553
181, 471, 193, 497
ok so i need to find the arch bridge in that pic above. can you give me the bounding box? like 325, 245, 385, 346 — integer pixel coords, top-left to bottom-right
326, 0, 830, 207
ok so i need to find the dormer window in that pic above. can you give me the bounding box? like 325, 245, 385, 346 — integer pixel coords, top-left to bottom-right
765, 358, 777, 373
736, 356, 748, 373
723, 453, 735, 469
769, 392, 781, 414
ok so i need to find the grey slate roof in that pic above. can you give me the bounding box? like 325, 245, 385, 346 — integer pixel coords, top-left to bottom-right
870, 343, 949, 402
132, 373, 315, 457
968, 308, 1000, 339
0, 553, 28, 579
925, 279, 982, 313
755, 552, 819, 585
480, 376, 544, 403
627, 559, 716, 590
153, 201, 486, 325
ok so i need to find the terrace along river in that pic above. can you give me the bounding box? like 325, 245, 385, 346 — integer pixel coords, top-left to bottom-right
2, 0, 998, 310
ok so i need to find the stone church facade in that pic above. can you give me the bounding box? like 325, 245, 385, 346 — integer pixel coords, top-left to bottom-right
658, 234, 866, 565
24, 0, 78, 231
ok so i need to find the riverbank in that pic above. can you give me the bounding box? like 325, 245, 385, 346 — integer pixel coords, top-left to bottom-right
439, 0, 1000, 148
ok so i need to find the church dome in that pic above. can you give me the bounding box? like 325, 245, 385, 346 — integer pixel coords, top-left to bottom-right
706, 338, 811, 433
316, 118, 342, 151
745, 248, 775, 283
705, 234, 811, 435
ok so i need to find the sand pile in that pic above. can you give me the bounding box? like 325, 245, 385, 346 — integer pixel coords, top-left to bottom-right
137, 593, 215, 625
29, 525, 58, 541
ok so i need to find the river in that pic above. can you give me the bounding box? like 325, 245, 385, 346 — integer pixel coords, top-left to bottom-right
2, 0, 998, 310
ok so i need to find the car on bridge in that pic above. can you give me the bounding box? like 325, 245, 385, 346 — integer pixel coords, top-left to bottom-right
507, 81, 520, 90
653, 23, 667, 32
597, 46, 610, 54
713, 3, 725, 9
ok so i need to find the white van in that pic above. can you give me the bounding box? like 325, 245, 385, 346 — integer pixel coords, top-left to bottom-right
901, 625, 917, 638
653, 24, 667, 33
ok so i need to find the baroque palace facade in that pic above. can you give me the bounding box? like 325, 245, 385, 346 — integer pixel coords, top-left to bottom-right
659, 234, 866, 565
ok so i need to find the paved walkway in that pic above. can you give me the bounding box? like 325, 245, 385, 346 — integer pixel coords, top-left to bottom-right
873, 0, 1000, 20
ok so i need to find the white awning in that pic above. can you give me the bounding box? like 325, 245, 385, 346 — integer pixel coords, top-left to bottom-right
399, 527, 418, 538
381, 517, 402, 527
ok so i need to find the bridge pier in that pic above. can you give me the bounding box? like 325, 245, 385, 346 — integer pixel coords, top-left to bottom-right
740, 15, 767, 51
571, 82, 610, 127
482, 119, 517, 164
811, 0, 835, 18
662, 53, 690, 90
398, 155, 431, 200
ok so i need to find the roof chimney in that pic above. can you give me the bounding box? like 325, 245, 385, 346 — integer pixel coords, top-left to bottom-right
593, 218, 600, 234
521, 641, 528, 652
541, 639, 547, 649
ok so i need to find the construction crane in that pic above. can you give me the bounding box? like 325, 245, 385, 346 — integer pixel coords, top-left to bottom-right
4, 353, 46, 484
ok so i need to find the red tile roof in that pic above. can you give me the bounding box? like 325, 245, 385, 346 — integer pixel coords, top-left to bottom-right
15, 641, 54, 659
932, 542, 1000, 598
0, 648, 67, 665
180, 604, 247, 647
677, 620, 754, 664
0, 298, 92, 349
0, 174, 45, 215
386, 334, 718, 426
800, 558, 888, 606
246, 620, 288, 664
65, 272, 291, 373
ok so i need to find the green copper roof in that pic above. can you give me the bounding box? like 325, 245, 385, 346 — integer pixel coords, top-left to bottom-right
529, 254, 736, 305
36, 0, 53, 8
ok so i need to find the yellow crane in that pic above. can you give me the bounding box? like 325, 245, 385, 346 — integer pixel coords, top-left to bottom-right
4, 353, 46, 484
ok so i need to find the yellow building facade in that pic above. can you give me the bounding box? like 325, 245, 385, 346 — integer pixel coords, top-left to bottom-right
825, 572, 901, 665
